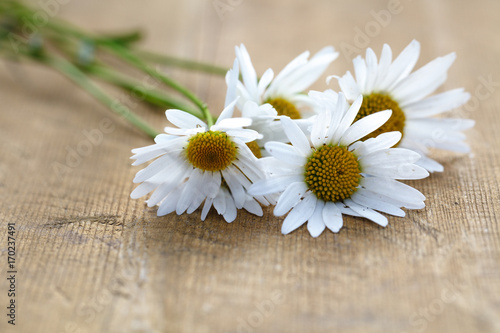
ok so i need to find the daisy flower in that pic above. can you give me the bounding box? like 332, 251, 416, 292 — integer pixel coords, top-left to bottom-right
231, 44, 339, 145
334, 40, 474, 172
249, 92, 429, 237
130, 61, 273, 222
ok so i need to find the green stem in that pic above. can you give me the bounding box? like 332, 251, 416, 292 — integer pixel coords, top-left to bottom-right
85, 65, 203, 117
43, 20, 215, 126
103, 42, 215, 127
135, 50, 228, 76
41, 55, 160, 139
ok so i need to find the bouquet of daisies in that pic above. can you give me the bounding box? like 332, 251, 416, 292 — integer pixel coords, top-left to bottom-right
130, 41, 473, 237
1, 2, 473, 237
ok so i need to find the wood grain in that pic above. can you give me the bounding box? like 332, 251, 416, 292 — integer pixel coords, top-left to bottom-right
1, 0, 499, 332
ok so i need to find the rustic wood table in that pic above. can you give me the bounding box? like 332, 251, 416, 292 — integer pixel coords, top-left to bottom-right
1, 0, 499, 332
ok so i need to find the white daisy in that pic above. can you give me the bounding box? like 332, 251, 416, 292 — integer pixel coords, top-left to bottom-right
334, 40, 474, 172
231, 44, 339, 145
249, 92, 429, 237
130, 60, 273, 222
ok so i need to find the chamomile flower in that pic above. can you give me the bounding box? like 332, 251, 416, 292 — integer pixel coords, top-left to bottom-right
231, 44, 339, 145
249, 92, 429, 237
334, 40, 474, 172
130, 60, 273, 222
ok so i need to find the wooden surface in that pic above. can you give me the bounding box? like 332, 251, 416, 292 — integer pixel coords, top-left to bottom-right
1, 0, 499, 332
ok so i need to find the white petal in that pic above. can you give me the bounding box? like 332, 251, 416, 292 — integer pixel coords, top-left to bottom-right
249, 174, 304, 196
373, 44, 392, 89
130, 182, 157, 199
351, 190, 405, 217
225, 58, 240, 108
310, 107, 331, 147
166, 109, 207, 129
366, 163, 429, 180
267, 51, 310, 96
335, 202, 361, 217
340, 110, 392, 146
404, 89, 471, 118
146, 168, 191, 207
202, 171, 221, 198
393, 53, 456, 105
222, 189, 237, 222
337, 71, 361, 101
225, 129, 261, 143
381, 40, 421, 91
216, 99, 238, 124
222, 168, 246, 209
415, 154, 444, 173
265, 141, 307, 165
214, 117, 252, 129
176, 169, 204, 214
157, 186, 184, 216
331, 94, 363, 143
360, 177, 426, 203
133, 154, 176, 183
273, 46, 338, 95
274, 181, 309, 216
258, 68, 274, 97
359, 148, 422, 168
322, 201, 343, 233
353, 55, 367, 92
350, 131, 402, 156
201, 197, 214, 220
186, 187, 207, 214
243, 197, 263, 216
280, 117, 312, 156
307, 200, 326, 237
235, 44, 259, 102
131, 138, 186, 166
281, 192, 317, 234
213, 188, 226, 215
364, 48, 378, 92
345, 199, 388, 227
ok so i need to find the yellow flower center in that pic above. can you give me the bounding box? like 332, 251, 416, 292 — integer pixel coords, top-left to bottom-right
246, 140, 262, 158
186, 131, 237, 171
355, 93, 406, 144
305, 145, 361, 202
265, 97, 301, 119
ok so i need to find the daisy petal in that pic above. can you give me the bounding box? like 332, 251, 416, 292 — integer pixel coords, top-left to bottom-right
222, 168, 246, 209
249, 174, 304, 196
340, 110, 392, 146
201, 197, 214, 220
382, 39, 421, 91
243, 197, 263, 216
337, 71, 361, 101
345, 199, 388, 227
322, 201, 343, 233
166, 109, 207, 129
274, 181, 309, 216
157, 187, 184, 216
225, 58, 239, 108
130, 182, 157, 199
367, 163, 429, 180
307, 200, 326, 238
265, 141, 307, 166
360, 177, 426, 203
280, 117, 312, 156
222, 189, 237, 222
404, 88, 471, 118
392, 53, 456, 104
351, 191, 405, 217
281, 192, 317, 235
235, 44, 259, 102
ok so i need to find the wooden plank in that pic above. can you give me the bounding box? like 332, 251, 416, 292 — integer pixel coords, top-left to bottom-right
1, 0, 499, 332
